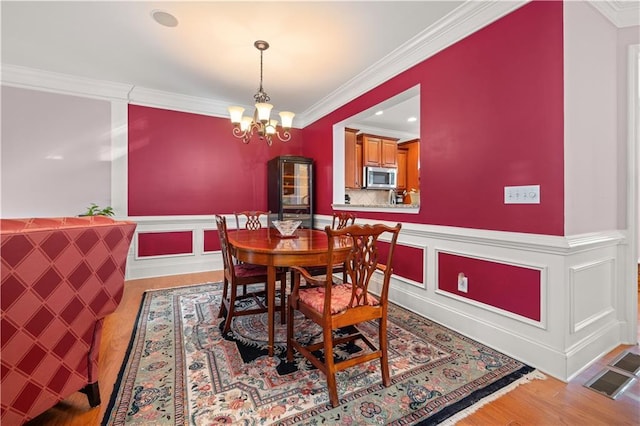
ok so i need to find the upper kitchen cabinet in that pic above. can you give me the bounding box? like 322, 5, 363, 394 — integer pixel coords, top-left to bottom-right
344, 128, 362, 189
399, 139, 420, 191
360, 133, 398, 168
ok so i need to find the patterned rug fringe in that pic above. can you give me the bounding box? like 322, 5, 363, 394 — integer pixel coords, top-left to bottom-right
438, 370, 547, 425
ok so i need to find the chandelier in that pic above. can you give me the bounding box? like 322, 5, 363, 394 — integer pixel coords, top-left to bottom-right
228, 40, 295, 146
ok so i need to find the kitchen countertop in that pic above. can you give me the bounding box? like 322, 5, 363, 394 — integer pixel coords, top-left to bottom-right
347, 203, 418, 208
332, 203, 420, 213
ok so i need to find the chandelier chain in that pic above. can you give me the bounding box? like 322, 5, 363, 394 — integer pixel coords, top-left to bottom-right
254, 45, 270, 104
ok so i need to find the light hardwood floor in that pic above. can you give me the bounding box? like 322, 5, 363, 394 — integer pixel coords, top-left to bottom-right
27, 271, 640, 425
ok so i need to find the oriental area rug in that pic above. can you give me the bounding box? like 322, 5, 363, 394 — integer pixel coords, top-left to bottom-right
102, 283, 542, 425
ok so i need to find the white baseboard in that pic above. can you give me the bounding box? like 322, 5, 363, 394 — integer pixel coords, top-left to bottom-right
126, 253, 222, 281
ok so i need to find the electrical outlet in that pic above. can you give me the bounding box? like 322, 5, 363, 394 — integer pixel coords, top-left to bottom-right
457, 273, 468, 293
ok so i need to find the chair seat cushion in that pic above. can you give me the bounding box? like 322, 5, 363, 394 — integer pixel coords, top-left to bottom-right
298, 283, 379, 314
235, 263, 269, 278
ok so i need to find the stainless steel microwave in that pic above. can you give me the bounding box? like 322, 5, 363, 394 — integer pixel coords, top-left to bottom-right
363, 166, 397, 189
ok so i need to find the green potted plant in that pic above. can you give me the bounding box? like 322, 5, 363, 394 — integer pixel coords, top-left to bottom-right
82, 203, 115, 217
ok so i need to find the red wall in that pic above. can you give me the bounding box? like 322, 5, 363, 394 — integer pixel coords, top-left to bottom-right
301, 1, 564, 236
128, 105, 304, 216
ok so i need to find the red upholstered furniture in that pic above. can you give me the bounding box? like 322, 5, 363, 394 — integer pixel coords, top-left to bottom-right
1, 216, 136, 424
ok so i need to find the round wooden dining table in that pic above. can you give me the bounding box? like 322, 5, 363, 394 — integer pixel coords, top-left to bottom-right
227, 227, 351, 356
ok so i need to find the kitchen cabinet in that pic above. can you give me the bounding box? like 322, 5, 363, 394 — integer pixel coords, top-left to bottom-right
267, 155, 313, 229
396, 148, 408, 191
381, 138, 398, 168
344, 128, 362, 189
360, 133, 398, 168
356, 143, 362, 184
400, 139, 420, 191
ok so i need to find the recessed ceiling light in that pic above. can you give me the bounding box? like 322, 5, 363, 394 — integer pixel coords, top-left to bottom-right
375, 110, 383, 116
407, 117, 417, 122
151, 10, 178, 28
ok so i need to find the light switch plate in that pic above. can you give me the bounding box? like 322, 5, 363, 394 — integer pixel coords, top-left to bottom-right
504, 185, 540, 204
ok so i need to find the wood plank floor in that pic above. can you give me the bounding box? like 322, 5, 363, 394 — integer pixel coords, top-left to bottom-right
26, 271, 640, 425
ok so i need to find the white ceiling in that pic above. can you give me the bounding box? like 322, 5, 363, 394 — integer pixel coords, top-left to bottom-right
1, 1, 462, 125
2, 1, 637, 132
347, 86, 421, 141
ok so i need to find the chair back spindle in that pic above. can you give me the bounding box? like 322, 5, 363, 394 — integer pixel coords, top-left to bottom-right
234, 210, 270, 230
332, 211, 356, 230
328, 223, 399, 309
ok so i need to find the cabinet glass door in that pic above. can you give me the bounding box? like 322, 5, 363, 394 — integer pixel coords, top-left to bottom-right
281, 162, 310, 211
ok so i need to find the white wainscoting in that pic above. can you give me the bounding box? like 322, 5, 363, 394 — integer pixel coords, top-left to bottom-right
123, 214, 628, 382
125, 215, 223, 280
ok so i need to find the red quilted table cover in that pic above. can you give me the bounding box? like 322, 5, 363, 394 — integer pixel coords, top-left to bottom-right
1, 216, 136, 424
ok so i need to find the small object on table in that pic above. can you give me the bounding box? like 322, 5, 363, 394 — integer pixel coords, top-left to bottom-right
272, 220, 302, 238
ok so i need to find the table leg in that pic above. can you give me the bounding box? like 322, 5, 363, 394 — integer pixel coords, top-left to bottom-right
267, 265, 275, 357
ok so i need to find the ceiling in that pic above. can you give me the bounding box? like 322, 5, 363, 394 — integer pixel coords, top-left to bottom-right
1, 0, 466, 132
2, 1, 636, 133
347, 86, 421, 141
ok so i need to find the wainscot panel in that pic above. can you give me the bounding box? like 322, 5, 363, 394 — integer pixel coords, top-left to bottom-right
436, 251, 542, 321
126, 216, 223, 280
124, 214, 627, 384
137, 231, 193, 257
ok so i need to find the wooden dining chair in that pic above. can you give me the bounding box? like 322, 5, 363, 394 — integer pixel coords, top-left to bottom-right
233, 211, 286, 312
234, 210, 270, 230
306, 212, 356, 281
286, 222, 402, 407
215, 215, 287, 334
331, 211, 356, 230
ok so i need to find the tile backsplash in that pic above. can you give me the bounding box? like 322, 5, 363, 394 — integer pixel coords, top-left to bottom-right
346, 189, 388, 205
345, 189, 420, 206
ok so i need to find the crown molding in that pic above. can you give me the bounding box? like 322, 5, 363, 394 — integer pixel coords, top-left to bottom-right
0, 64, 133, 101
0, 64, 233, 119
128, 86, 229, 118
589, 0, 640, 28
297, 0, 530, 127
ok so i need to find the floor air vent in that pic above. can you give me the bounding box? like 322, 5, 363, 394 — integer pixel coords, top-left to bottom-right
608, 351, 640, 376
584, 351, 639, 399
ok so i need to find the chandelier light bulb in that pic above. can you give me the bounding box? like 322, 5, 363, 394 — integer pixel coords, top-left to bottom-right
240, 116, 253, 132
266, 119, 278, 135
255, 103, 273, 123
228, 106, 245, 124
279, 111, 295, 129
